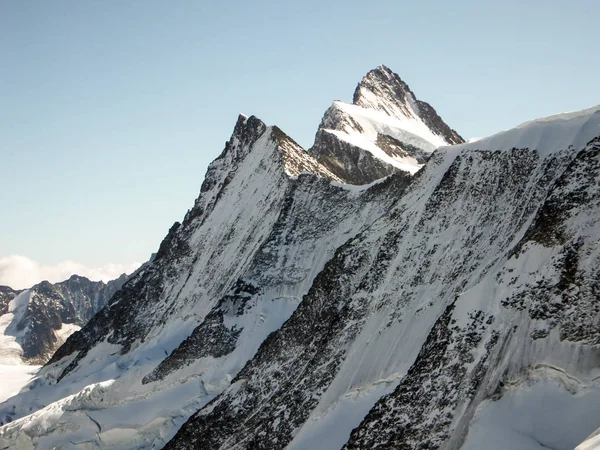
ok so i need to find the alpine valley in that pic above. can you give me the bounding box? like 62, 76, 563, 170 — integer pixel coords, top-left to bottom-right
1, 66, 598, 450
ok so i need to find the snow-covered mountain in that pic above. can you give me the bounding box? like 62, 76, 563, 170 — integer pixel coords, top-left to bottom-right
0, 275, 128, 404
163, 106, 600, 450
0, 109, 409, 448
0, 67, 598, 450
310, 65, 463, 183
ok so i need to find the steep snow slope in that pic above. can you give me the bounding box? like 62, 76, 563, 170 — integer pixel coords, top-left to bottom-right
164, 106, 600, 449
3, 70, 595, 450
141, 172, 406, 389
352, 65, 463, 146
0, 68, 446, 449
345, 107, 600, 449
0, 113, 406, 449
577, 428, 600, 450
311, 65, 463, 182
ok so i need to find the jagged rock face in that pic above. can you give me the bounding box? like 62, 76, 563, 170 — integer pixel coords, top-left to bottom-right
16, 281, 77, 362
0, 287, 18, 316
271, 126, 344, 181
47, 115, 342, 379
45, 115, 292, 376
311, 65, 464, 184
345, 136, 600, 450
53, 274, 128, 324
310, 129, 399, 184
165, 110, 600, 450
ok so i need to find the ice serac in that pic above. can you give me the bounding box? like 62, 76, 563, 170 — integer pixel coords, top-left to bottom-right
164, 106, 600, 450
310, 65, 464, 183
0, 110, 403, 449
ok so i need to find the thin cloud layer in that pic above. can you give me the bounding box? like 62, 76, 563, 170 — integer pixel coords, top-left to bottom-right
0, 255, 141, 290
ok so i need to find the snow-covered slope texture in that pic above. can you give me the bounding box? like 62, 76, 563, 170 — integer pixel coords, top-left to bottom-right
310, 65, 464, 183
577, 427, 600, 450
0, 113, 405, 449
164, 106, 600, 450
345, 107, 600, 450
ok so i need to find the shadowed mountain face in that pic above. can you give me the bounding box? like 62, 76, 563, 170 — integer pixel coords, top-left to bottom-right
1, 67, 598, 450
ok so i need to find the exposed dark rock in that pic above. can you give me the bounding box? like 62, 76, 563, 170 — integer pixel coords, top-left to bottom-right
0, 286, 18, 316
309, 65, 464, 185
4, 68, 597, 450
311, 129, 399, 184
165, 142, 578, 449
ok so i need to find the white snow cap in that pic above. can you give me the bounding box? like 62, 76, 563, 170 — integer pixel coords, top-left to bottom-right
453, 104, 600, 155
353, 65, 421, 120
314, 65, 463, 175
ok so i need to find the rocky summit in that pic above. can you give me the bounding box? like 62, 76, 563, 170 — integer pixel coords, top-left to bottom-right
310, 65, 463, 184
0, 67, 598, 450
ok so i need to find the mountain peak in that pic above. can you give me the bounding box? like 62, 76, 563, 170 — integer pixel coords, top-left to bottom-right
352, 66, 413, 116
269, 125, 344, 181
352, 65, 463, 145
209, 114, 268, 169
309, 66, 464, 183
231, 114, 267, 145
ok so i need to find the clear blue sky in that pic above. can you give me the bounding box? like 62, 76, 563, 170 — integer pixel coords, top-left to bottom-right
1, 0, 598, 270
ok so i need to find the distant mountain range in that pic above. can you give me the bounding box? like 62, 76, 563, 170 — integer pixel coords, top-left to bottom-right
0, 274, 128, 365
